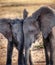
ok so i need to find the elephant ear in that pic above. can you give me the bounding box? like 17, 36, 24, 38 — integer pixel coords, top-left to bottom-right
23, 9, 28, 19
32, 6, 55, 39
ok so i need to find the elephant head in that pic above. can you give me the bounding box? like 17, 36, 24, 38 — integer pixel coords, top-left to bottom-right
23, 7, 55, 45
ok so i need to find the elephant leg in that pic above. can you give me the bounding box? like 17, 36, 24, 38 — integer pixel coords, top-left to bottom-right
24, 48, 33, 65
45, 42, 53, 65
48, 34, 53, 65
44, 45, 49, 65
29, 50, 33, 65
18, 50, 24, 65
18, 43, 24, 65
49, 44, 53, 65
25, 48, 30, 65
6, 41, 13, 65
43, 35, 53, 65
43, 39, 49, 65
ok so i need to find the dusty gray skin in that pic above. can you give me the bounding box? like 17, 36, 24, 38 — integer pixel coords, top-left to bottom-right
23, 6, 55, 65
5, 9, 28, 65
0, 18, 24, 65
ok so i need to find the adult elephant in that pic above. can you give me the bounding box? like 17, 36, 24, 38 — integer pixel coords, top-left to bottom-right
23, 6, 55, 65
0, 18, 24, 65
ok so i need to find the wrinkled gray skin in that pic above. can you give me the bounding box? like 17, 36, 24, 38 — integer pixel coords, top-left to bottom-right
23, 6, 55, 65
0, 18, 24, 65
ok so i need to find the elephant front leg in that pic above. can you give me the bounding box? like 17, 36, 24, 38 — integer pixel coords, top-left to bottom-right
25, 49, 33, 65
43, 39, 49, 65
29, 50, 33, 65
18, 41, 24, 65
49, 42, 53, 65
51, 45, 55, 65
25, 48, 30, 65
18, 48, 24, 65
6, 41, 13, 65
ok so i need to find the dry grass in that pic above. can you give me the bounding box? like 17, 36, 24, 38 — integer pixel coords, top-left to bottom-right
0, 0, 55, 19
0, 0, 55, 4
0, 4, 55, 19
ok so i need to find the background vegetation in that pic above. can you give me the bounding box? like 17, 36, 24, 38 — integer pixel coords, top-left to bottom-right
0, 0, 55, 19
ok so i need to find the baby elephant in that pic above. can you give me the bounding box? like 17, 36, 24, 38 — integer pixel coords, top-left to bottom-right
23, 6, 55, 65
0, 18, 24, 65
